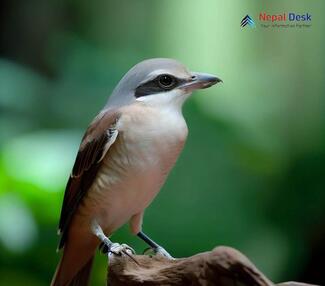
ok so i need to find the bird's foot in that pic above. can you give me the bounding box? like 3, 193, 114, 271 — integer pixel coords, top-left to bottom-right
99, 240, 135, 256
137, 231, 174, 259
155, 246, 174, 259
143, 246, 174, 259
110, 243, 136, 257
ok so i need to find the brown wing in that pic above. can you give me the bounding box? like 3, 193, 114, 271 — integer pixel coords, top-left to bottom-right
57, 109, 120, 249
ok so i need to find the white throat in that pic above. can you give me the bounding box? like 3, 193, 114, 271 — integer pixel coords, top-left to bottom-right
135, 89, 191, 111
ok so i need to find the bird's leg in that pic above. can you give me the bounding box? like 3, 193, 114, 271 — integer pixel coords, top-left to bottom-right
91, 220, 135, 256
137, 231, 174, 259
130, 213, 173, 258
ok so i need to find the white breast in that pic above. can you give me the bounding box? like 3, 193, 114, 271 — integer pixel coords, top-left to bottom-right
81, 103, 188, 233
119, 103, 188, 166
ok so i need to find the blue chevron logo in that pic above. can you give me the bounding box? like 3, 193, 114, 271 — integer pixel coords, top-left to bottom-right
241, 15, 255, 28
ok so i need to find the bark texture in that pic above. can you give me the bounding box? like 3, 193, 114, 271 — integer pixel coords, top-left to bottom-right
107, 246, 318, 286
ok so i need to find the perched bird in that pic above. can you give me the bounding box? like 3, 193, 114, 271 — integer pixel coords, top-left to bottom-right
51, 58, 222, 286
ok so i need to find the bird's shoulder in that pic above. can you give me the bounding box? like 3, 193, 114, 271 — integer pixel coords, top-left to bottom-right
80, 108, 121, 149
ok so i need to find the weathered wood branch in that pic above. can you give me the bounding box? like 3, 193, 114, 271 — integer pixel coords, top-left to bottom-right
107, 246, 318, 286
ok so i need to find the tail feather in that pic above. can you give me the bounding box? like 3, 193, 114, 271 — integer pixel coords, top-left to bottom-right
51, 255, 94, 286
69, 257, 94, 286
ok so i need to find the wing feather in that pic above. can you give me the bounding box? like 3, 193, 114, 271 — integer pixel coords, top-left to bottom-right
57, 110, 120, 249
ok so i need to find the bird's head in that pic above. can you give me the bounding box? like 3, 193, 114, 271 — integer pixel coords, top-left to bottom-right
107, 58, 222, 109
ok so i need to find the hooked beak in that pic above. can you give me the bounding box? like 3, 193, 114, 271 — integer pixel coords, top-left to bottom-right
180, 72, 222, 92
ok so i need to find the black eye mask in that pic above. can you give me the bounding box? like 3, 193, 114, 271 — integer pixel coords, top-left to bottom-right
135, 74, 187, 98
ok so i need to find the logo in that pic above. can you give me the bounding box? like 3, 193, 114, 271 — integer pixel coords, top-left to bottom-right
259, 12, 312, 28
259, 12, 311, 22
240, 12, 312, 29
240, 15, 255, 28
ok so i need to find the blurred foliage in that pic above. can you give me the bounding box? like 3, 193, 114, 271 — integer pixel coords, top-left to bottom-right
0, 0, 324, 285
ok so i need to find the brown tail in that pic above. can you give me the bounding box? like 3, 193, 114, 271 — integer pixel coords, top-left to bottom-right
69, 257, 93, 286
51, 251, 94, 286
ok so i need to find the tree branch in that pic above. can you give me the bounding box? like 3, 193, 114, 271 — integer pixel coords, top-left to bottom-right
107, 246, 318, 286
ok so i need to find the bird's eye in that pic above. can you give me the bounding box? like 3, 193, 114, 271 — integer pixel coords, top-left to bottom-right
158, 74, 176, 89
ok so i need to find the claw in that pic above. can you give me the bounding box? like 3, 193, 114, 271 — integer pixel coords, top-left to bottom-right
92, 221, 137, 263
154, 246, 174, 259
109, 243, 135, 256
108, 243, 139, 265
143, 246, 174, 259
99, 241, 135, 256
143, 247, 154, 256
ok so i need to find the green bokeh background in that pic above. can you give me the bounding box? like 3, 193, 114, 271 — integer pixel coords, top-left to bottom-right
0, 0, 324, 285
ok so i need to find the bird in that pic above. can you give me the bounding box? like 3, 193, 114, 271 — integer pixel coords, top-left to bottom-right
51, 58, 222, 286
